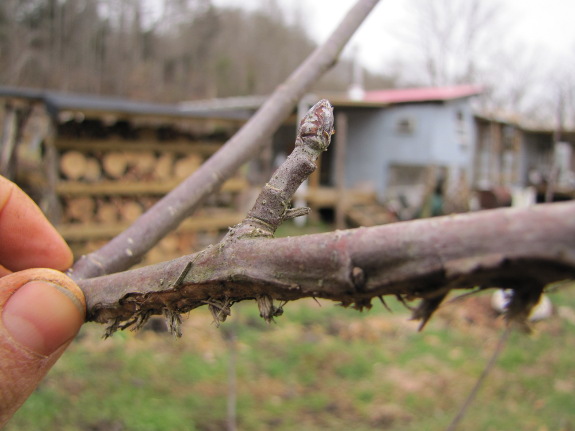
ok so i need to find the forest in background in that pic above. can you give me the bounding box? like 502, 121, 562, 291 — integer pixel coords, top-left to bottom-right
1, 0, 573, 129
0, 0, 395, 102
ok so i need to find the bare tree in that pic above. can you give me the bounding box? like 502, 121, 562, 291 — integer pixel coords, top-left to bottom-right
519, 59, 575, 130
476, 41, 543, 120
1, 0, 367, 101
394, 0, 504, 86
389, 0, 555, 125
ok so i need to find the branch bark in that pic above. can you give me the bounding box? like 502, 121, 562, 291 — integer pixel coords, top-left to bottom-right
76, 99, 575, 335
79, 200, 575, 335
70, 0, 381, 280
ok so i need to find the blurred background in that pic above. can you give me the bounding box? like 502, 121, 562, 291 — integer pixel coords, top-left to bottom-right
3, 0, 575, 125
1, 1, 575, 430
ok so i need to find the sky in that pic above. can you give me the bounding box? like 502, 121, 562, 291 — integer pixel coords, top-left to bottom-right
211, 0, 575, 77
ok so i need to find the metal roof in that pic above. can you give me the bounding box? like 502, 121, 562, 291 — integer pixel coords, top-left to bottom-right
0, 86, 46, 101
0, 86, 251, 121
179, 95, 267, 111
363, 85, 483, 104
0, 84, 483, 123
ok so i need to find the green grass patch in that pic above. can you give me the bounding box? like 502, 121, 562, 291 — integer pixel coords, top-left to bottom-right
7, 285, 575, 431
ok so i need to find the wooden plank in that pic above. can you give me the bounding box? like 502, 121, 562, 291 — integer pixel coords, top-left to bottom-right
0, 106, 17, 178
58, 212, 245, 241
490, 122, 502, 185
43, 121, 62, 224
54, 138, 224, 156
56, 178, 249, 196
56, 110, 247, 124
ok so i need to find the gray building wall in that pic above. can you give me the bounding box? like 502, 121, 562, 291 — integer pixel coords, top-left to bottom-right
335, 98, 477, 201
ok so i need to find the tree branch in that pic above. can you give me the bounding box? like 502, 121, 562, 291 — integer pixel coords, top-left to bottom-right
78, 99, 575, 337
70, 0, 381, 281
80, 201, 575, 335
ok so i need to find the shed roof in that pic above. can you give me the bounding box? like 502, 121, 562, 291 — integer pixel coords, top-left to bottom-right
0, 84, 483, 123
363, 85, 482, 104
0, 86, 251, 122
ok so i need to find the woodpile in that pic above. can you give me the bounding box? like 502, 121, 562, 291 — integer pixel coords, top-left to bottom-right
64, 196, 95, 223
94, 199, 117, 224
60, 151, 103, 182
102, 151, 128, 179
55, 139, 249, 264
174, 154, 202, 179
59, 149, 211, 183
155, 153, 174, 181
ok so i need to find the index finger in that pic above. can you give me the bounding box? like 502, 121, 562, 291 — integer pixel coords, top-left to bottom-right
0, 176, 73, 272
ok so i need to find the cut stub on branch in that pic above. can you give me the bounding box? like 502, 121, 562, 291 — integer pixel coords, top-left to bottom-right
240, 99, 334, 237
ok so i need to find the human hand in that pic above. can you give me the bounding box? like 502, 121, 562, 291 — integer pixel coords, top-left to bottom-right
0, 176, 85, 426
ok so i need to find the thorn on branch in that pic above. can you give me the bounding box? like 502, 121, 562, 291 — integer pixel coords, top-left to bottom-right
411, 292, 449, 331
378, 295, 392, 312
174, 260, 193, 288
447, 287, 485, 304
395, 294, 414, 311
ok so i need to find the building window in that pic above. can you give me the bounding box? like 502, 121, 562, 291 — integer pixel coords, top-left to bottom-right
502, 125, 516, 150
456, 110, 468, 147
396, 117, 415, 135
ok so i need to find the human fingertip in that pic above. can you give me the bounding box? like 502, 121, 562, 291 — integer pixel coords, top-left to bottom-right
2, 280, 85, 356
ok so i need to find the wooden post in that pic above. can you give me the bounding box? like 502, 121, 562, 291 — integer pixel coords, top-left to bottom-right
0, 104, 17, 179
489, 122, 502, 186
335, 111, 348, 229
43, 120, 62, 224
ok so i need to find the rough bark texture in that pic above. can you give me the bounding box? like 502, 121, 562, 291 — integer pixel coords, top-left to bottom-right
80, 201, 575, 335
77, 99, 575, 336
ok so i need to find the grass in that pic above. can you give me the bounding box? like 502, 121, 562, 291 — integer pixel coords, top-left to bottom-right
7, 286, 575, 431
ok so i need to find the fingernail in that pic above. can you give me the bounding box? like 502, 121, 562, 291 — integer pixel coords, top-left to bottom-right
2, 281, 84, 356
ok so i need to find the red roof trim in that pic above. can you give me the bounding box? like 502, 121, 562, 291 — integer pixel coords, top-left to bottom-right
363, 85, 482, 104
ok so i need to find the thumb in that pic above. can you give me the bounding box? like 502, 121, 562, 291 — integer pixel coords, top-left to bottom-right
0, 268, 85, 425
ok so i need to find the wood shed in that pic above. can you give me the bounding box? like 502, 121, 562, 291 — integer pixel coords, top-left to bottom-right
0, 86, 258, 264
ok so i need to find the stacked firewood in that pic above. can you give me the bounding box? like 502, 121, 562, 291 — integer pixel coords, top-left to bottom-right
56, 144, 247, 263
58, 149, 208, 224
59, 150, 203, 183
